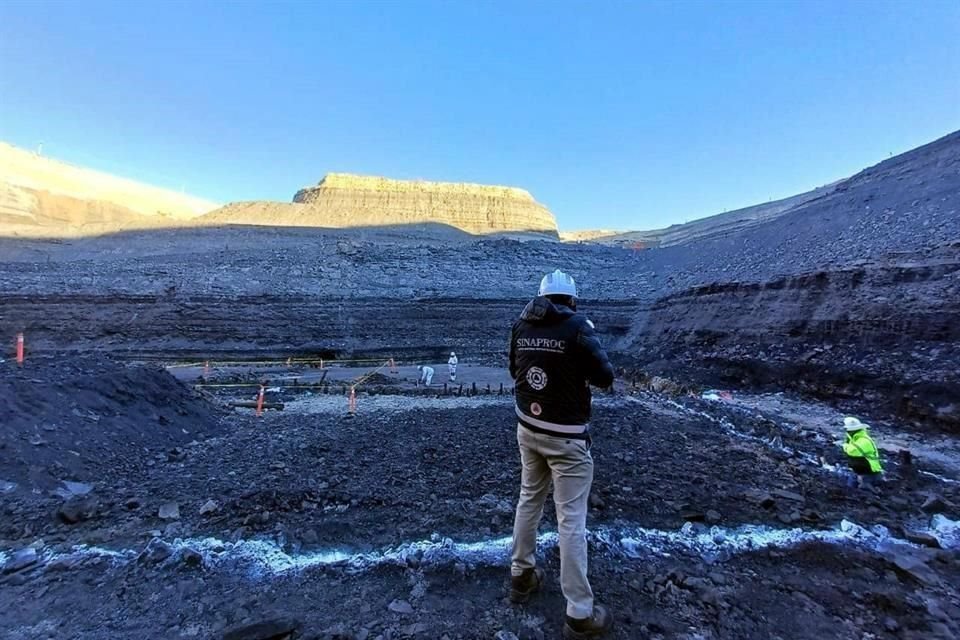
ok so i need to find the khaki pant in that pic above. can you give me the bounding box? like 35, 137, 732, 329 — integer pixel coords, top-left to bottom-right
511, 424, 595, 618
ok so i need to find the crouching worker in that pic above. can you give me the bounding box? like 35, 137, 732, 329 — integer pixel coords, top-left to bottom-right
417, 365, 434, 386
842, 416, 883, 487
509, 269, 615, 639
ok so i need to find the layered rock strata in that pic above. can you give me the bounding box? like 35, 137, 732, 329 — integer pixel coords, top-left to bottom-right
627, 247, 960, 431
204, 173, 558, 236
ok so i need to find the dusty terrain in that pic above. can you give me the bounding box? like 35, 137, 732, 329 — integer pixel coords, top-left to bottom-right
2, 358, 959, 640
1, 131, 959, 639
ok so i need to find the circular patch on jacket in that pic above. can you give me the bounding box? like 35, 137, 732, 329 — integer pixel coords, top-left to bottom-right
530, 402, 542, 416
526, 367, 548, 391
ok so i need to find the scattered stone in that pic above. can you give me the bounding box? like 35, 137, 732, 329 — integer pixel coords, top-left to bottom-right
158, 502, 180, 520
778, 511, 802, 525
708, 571, 728, 586
139, 539, 173, 565
588, 493, 605, 510
57, 496, 98, 524
180, 547, 205, 568
921, 495, 950, 514
771, 489, 805, 503
401, 623, 429, 636
705, 510, 722, 524
3, 547, 39, 574
744, 489, 776, 508
199, 499, 219, 515
388, 599, 414, 615
801, 509, 823, 523
53, 481, 93, 499
222, 618, 300, 640
883, 546, 939, 586
903, 530, 942, 549
495, 632, 520, 640
45, 556, 82, 572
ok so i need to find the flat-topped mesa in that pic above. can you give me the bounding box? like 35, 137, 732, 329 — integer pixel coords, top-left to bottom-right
289, 173, 558, 236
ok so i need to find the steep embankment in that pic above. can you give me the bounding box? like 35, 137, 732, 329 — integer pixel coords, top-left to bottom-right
628, 130, 960, 431
592, 183, 838, 247
583, 130, 959, 249
0, 142, 219, 236
203, 173, 559, 237
632, 250, 960, 430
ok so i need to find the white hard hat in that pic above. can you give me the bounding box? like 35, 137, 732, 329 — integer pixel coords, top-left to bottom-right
844, 416, 866, 432
417, 365, 423, 370
450, 352, 456, 356
538, 269, 578, 298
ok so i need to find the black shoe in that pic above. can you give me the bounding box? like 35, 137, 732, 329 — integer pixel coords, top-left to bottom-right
563, 604, 613, 639
509, 567, 545, 603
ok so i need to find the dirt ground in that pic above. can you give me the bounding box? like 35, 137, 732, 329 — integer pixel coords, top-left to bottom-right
169, 362, 513, 392
2, 358, 960, 639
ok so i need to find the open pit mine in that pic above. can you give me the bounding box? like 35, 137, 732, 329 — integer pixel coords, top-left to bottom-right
1, 131, 959, 640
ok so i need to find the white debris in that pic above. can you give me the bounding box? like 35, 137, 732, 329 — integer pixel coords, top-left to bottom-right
930, 514, 960, 548
5, 518, 955, 581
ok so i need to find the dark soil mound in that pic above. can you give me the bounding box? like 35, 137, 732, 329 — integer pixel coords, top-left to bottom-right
0, 356, 224, 492
357, 371, 400, 386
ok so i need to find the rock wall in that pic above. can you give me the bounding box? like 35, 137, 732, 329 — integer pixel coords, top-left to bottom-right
627, 247, 960, 431
0, 294, 637, 367
204, 173, 559, 236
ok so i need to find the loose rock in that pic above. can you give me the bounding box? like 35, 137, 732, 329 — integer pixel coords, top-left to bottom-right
388, 599, 414, 615
199, 499, 219, 515
57, 496, 98, 524
3, 547, 39, 574
158, 502, 180, 520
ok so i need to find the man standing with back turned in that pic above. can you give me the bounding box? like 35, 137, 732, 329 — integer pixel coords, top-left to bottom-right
508, 269, 615, 639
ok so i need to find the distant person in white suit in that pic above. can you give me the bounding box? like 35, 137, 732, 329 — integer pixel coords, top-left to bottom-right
448, 352, 459, 381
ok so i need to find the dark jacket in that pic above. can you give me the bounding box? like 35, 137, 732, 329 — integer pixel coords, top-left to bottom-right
509, 296, 614, 439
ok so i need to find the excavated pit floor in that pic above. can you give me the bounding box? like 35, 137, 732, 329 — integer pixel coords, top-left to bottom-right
2, 360, 960, 639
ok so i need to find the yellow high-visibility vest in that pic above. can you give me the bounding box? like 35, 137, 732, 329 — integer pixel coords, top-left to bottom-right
843, 430, 883, 473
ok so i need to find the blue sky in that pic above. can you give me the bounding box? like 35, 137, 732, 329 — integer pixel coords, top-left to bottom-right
1, 1, 958, 231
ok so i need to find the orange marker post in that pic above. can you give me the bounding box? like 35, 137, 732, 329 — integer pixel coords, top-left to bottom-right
16, 332, 24, 365
203, 361, 210, 378
286, 357, 292, 367
256, 385, 266, 417
320, 358, 324, 370
348, 386, 357, 415
389, 358, 397, 374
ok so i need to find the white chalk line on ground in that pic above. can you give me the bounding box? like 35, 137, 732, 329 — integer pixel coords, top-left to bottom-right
3, 516, 957, 580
